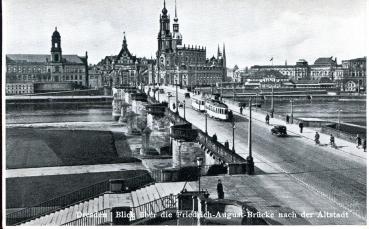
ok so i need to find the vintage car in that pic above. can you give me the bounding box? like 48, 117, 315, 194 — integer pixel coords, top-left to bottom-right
271, 125, 287, 136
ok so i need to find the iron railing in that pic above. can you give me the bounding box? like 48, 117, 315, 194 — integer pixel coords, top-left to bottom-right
62, 194, 177, 226
62, 208, 112, 226
130, 194, 177, 222
6, 173, 152, 225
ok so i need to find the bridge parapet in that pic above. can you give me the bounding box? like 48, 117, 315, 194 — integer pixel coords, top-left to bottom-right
146, 104, 166, 116
171, 123, 198, 142
197, 130, 246, 164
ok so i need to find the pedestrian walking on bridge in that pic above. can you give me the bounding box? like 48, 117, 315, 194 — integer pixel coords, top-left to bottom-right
299, 122, 304, 133
240, 106, 243, 115
330, 134, 335, 147
217, 179, 224, 199
265, 113, 270, 125
363, 138, 366, 152
286, 115, 290, 124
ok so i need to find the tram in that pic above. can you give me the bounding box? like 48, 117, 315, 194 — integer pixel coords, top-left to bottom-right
205, 99, 229, 121
191, 95, 206, 111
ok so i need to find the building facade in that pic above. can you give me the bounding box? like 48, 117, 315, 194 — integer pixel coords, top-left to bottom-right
96, 33, 156, 89
155, 1, 226, 87
341, 57, 366, 92
249, 56, 366, 92
6, 28, 88, 94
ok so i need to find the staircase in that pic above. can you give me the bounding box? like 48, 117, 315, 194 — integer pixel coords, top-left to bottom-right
18, 181, 197, 226
130, 181, 197, 221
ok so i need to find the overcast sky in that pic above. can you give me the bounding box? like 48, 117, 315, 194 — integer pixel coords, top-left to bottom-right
3, 0, 367, 68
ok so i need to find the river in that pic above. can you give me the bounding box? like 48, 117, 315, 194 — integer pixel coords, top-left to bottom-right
245, 100, 366, 127
6, 103, 113, 124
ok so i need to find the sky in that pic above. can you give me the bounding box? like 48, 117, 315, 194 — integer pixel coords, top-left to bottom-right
3, 0, 368, 68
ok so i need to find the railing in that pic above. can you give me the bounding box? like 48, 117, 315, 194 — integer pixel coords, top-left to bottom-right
62, 208, 112, 226
130, 194, 177, 222
6, 173, 153, 226
197, 129, 246, 163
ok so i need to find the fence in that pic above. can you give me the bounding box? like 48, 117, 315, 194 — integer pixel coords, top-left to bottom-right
7, 173, 153, 225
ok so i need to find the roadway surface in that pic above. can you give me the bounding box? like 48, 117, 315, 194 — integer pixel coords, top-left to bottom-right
156, 87, 367, 221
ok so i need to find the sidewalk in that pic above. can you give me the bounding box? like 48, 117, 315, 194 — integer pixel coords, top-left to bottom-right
225, 101, 367, 161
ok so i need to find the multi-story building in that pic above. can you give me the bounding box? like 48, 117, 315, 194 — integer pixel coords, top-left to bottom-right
250, 59, 310, 81
96, 33, 156, 88
6, 28, 88, 94
155, 1, 226, 87
341, 57, 366, 92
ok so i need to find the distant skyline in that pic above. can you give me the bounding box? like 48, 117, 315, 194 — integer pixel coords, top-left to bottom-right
3, 0, 367, 68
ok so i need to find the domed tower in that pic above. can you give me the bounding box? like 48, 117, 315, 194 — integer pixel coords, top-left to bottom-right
172, 0, 182, 50
51, 27, 62, 63
157, 0, 172, 52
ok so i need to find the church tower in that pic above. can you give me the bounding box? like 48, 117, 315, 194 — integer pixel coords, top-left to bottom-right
157, 0, 172, 52
49, 27, 63, 82
172, 0, 182, 50
51, 27, 62, 63
222, 43, 227, 81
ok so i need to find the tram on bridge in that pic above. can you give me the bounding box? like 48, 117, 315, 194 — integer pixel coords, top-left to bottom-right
191, 95, 206, 111
205, 99, 230, 121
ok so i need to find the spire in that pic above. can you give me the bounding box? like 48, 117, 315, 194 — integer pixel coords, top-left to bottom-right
174, 0, 178, 22
217, 44, 221, 59
223, 43, 226, 58
123, 31, 127, 49
162, 0, 168, 15
55, 26, 57, 31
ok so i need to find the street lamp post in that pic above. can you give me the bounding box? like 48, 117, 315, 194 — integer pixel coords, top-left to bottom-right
176, 84, 179, 114
232, 120, 235, 152
246, 98, 255, 175
183, 100, 186, 120
205, 111, 208, 134
290, 99, 294, 124
337, 109, 342, 130
270, 86, 274, 118
168, 94, 173, 109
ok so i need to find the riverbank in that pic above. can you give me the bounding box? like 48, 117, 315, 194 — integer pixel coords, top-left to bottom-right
6, 126, 139, 169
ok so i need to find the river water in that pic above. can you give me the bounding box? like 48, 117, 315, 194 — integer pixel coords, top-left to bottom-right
254, 100, 366, 127
6, 103, 113, 124
5, 101, 367, 127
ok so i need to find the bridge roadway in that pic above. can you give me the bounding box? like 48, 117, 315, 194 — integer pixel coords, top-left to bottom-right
156, 86, 367, 222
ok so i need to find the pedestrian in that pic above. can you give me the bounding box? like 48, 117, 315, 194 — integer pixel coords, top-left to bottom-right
224, 140, 229, 149
212, 134, 218, 142
299, 122, 304, 133
240, 106, 243, 115
228, 110, 234, 122
217, 179, 224, 199
330, 134, 335, 147
315, 132, 320, 145
172, 103, 176, 110
356, 134, 362, 148
363, 138, 366, 152
286, 115, 290, 124
265, 113, 270, 125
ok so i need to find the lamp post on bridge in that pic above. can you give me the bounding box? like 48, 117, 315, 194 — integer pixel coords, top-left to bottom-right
175, 84, 179, 114
204, 111, 208, 134
246, 98, 255, 175
290, 99, 294, 124
337, 109, 343, 130
167, 94, 173, 110
232, 119, 235, 152
270, 86, 274, 118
